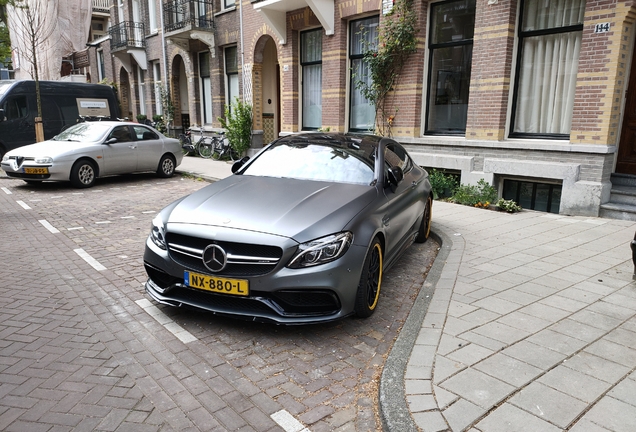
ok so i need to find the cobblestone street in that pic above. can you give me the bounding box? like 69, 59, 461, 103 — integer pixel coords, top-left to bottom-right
0, 173, 439, 431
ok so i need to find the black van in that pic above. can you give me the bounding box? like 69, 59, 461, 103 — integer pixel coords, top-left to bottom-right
0, 80, 120, 158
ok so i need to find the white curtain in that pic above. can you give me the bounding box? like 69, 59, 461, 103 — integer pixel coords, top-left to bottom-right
514, 0, 585, 135
302, 64, 322, 129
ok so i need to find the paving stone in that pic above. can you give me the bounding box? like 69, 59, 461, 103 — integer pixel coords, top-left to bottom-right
474, 402, 561, 432
527, 329, 588, 355
442, 398, 485, 431
607, 376, 636, 407
584, 339, 636, 368
562, 352, 630, 384
577, 396, 636, 432
446, 343, 494, 366
509, 382, 587, 429
538, 365, 612, 403
439, 368, 514, 409
502, 340, 567, 369
411, 410, 448, 432
473, 353, 542, 387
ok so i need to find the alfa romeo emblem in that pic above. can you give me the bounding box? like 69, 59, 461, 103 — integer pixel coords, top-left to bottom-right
202, 244, 227, 273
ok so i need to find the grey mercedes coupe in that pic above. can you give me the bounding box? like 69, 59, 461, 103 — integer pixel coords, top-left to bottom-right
143, 133, 432, 324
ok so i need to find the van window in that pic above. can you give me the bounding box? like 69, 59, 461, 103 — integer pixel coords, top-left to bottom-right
4, 96, 28, 120
57, 96, 80, 123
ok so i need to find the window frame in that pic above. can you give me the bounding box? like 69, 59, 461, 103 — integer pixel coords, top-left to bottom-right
300, 28, 323, 131
224, 45, 239, 113
508, 0, 584, 139
199, 51, 212, 125
348, 15, 379, 133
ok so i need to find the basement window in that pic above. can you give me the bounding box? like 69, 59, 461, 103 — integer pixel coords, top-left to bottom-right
502, 179, 562, 214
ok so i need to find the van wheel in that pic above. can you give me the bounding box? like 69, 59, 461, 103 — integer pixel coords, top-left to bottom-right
157, 154, 176, 178
70, 160, 97, 188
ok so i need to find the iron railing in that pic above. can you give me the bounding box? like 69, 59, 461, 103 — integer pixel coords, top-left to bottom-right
163, 0, 214, 33
109, 21, 146, 50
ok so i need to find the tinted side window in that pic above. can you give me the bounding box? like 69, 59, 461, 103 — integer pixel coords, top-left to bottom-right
56, 96, 80, 123
133, 125, 158, 140
4, 96, 28, 120
109, 126, 133, 142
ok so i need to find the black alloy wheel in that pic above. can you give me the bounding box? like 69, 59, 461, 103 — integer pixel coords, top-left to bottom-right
354, 238, 383, 318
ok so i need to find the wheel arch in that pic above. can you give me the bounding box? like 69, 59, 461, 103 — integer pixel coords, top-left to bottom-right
70, 157, 100, 180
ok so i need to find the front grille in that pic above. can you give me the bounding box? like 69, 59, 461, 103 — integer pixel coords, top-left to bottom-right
166, 232, 283, 277
271, 290, 340, 314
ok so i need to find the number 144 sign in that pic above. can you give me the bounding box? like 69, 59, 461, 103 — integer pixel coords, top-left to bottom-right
595, 22, 610, 33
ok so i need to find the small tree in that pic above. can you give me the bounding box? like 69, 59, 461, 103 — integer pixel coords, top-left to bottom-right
218, 98, 253, 156
353, 0, 418, 136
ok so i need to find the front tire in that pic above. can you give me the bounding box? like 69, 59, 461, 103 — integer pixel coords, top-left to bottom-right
354, 238, 383, 318
157, 154, 176, 178
70, 159, 97, 188
415, 195, 433, 243
198, 141, 213, 158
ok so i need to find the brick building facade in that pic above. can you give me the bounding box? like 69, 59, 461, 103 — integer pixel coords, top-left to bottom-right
54, 0, 636, 217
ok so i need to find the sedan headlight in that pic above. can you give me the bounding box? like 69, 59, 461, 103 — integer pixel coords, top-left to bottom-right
1, 154, 8, 163
149, 215, 167, 250
35, 157, 53, 164
287, 232, 352, 269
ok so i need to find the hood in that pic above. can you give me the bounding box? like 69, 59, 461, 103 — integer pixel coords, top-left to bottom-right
7, 140, 100, 157
167, 175, 377, 241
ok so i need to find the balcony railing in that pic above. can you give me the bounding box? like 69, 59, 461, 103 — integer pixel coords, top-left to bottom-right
109, 21, 146, 50
92, 0, 110, 14
164, 0, 214, 33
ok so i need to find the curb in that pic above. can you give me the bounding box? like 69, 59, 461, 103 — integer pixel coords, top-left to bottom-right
379, 223, 454, 431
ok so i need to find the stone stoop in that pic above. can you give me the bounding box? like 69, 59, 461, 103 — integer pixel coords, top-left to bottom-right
600, 173, 636, 221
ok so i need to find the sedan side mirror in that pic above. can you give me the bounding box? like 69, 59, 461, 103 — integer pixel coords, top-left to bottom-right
231, 156, 250, 174
105, 137, 118, 144
387, 166, 404, 188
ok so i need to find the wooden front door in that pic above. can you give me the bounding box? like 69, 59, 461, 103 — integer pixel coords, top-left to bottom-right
616, 45, 636, 174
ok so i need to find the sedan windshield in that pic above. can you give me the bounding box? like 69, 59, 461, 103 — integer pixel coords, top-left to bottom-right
52, 122, 112, 142
243, 143, 375, 185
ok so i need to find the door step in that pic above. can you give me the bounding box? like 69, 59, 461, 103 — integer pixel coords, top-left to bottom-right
602, 174, 636, 221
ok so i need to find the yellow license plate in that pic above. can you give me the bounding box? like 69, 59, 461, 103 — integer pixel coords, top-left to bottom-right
24, 167, 49, 174
184, 271, 249, 296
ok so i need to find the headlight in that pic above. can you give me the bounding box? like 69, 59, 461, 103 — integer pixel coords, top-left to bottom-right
149, 215, 167, 250
35, 157, 53, 164
1, 154, 8, 163
287, 232, 352, 269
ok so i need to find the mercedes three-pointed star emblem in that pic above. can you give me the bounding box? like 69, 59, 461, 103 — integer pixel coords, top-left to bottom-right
202, 244, 227, 273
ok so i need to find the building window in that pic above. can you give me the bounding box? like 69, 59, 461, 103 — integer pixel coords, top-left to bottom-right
225, 46, 239, 111
97, 50, 105, 82
224, 0, 235, 10
137, 67, 146, 115
147, 0, 157, 32
510, 0, 585, 138
349, 16, 379, 132
200, 52, 212, 124
503, 179, 562, 213
153, 62, 162, 115
301, 29, 322, 130
425, 0, 475, 134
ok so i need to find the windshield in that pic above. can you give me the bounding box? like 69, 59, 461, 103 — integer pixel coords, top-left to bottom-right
52, 122, 112, 142
242, 142, 375, 185
0, 81, 13, 96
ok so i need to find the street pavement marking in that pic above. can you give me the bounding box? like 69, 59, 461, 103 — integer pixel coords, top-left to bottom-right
96, 221, 112, 224
135, 299, 197, 344
121, 216, 136, 219
72, 192, 84, 195
16, 200, 31, 210
74, 248, 107, 271
271, 410, 311, 432
1, 187, 11, 194
142, 210, 155, 214
50, 196, 63, 199
68, 227, 84, 231
39, 220, 60, 234
583, 219, 607, 225
29, 199, 42, 202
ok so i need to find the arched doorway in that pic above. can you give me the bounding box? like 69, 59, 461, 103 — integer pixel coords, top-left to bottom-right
254, 36, 280, 146
171, 55, 190, 130
119, 68, 131, 119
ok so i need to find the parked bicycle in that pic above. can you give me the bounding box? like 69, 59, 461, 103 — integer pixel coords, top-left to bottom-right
210, 131, 239, 161
179, 126, 215, 158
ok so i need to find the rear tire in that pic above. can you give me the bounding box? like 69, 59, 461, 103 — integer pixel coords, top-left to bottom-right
70, 159, 96, 188
354, 238, 383, 318
198, 141, 213, 158
157, 154, 176, 178
415, 195, 432, 243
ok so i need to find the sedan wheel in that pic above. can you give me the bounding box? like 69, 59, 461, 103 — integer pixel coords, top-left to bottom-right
354, 238, 383, 318
157, 154, 176, 178
415, 195, 432, 243
70, 160, 96, 188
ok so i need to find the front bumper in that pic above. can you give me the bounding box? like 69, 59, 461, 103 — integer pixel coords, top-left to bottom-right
143, 228, 368, 325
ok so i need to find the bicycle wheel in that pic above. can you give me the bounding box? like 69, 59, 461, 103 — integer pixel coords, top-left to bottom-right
179, 134, 194, 156
198, 140, 214, 158
211, 139, 224, 160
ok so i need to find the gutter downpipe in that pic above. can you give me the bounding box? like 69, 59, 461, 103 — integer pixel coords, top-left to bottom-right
239, 0, 245, 103
158, 0, 170, 127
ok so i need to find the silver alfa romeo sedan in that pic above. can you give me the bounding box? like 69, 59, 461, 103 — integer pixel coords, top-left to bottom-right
1, 121, 183, 188
143, 133, 433, 324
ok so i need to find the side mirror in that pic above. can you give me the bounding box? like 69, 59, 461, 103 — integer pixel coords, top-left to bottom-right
387, 166, 404, 188
231, 156, 250, 174
105, 137, 118, 144
0, 108, 5, 122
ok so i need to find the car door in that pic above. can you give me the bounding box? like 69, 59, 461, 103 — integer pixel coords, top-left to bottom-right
1, 95, 35, 150
101, 125, 138, 174
132, 125, 162, 171
381, 143, 424, 258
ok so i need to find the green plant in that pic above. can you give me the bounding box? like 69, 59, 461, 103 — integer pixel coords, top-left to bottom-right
428, 169, 459, 199
218, 98, 253, 157
136, 114, 147, 123
353, 0, 418, 136
495, 198, 522, 213
152, 114, 166, 133
450, 179, 498, 207
158, 84, 175, 130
